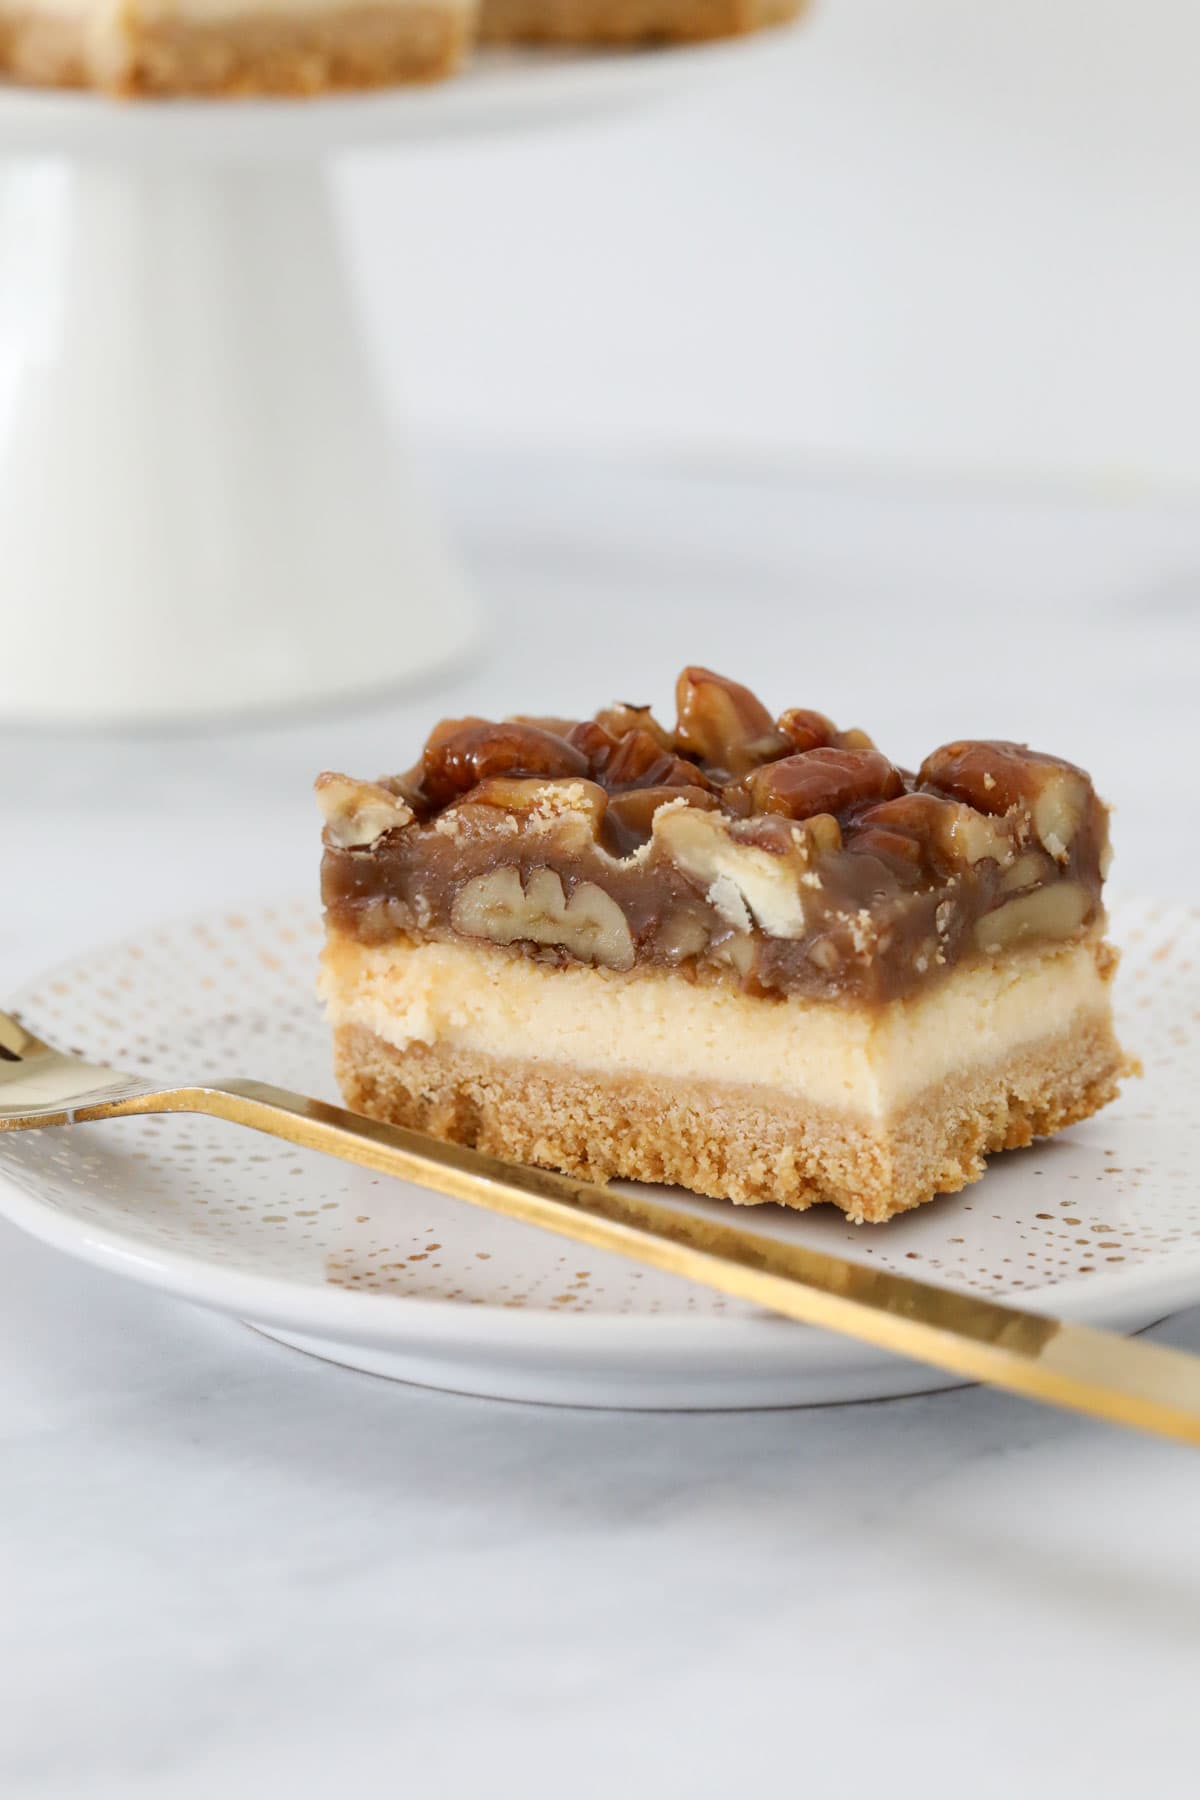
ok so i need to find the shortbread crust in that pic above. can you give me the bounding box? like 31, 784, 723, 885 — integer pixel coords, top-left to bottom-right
0, 0, 471, 90
478, 0, 800, 46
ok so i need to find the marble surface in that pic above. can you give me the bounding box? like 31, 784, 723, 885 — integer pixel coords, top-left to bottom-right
4, 451, 1200, 1797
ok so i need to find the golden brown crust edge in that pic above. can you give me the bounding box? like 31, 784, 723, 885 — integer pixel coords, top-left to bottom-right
477, 0, 804, 45
0, 0, 798, 94
0, 12, 89, 85
0, 5, 470, 95
332, 1017, 1131, 1224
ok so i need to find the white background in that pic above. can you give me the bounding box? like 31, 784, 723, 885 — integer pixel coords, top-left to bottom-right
345, 0, 1200, 489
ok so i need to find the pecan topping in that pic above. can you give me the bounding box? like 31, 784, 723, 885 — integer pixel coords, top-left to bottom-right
848, 793, 1011, 874
603, 784, 719, 856
918, 741, 1090, 860
321, 668, 1110, 1002
451, 867, 635, 970
745, 747, 904, 820
593, 702, 673, 750
421, 719, 588, 807
315, 772, 413, 849
673, 667, 787, 776
603, 729, 714, 794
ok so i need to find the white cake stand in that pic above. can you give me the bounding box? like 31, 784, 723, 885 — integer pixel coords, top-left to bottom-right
0, 39, 782, 723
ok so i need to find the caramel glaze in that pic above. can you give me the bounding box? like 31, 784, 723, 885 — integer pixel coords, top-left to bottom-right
320, 668, 1111, 1004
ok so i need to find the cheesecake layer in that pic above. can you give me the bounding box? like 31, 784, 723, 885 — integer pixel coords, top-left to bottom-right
319, 928, 1119, 1124
332, 1016, 1127, 1222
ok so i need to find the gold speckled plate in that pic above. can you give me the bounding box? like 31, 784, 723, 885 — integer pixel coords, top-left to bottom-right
0, 896, 1195, 1408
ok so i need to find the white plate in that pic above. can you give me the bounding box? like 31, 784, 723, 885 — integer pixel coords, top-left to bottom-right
0, 897, 1194, 1409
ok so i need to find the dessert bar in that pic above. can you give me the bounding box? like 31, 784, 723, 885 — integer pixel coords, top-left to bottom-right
317, 668, 1132, 1221
0, 0, 475, 92
0, 0, 802, 94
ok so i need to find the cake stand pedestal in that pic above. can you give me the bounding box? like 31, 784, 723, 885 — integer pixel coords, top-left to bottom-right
0, 154, 473, 722
0, 40, 781, 723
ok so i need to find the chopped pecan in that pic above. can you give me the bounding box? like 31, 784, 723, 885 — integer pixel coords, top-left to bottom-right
422, 719, 588, 807
673, 667, 787, 776
745, 747, 904, 820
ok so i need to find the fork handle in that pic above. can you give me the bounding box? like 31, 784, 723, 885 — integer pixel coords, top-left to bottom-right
65, 1075, 1200, 1447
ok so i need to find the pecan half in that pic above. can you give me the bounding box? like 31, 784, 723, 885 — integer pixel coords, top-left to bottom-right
745, 747, 904, 821
450, 867, 635, 970
919, 741, 1091, 861
422, 720, 588, 807
847, 792, 1012, 873
315, 772, 413, 848
673, 668, 787, 776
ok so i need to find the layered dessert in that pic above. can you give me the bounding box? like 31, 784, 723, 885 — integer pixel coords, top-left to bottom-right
0, 0, 800, 93
317, 668, 1132, 1222
0, 0, 474, 92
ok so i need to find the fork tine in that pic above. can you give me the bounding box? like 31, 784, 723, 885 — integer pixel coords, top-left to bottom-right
0, 1009, 53, 1060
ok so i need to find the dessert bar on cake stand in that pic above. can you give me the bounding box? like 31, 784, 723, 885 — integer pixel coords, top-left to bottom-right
0, 38, 786, 723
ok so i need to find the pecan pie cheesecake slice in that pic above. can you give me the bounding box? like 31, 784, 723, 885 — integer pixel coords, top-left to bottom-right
316, 668, 1133, 1223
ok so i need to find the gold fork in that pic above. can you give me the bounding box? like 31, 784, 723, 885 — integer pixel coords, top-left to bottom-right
2, 1003, 1199, 1443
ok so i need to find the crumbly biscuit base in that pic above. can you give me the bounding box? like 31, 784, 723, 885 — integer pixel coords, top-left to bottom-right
0, 11, 88, 83
478, 0, 801, 43
332, 1015, 1129, 1224
0, 3, 469, 93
